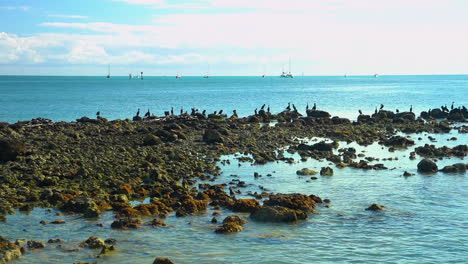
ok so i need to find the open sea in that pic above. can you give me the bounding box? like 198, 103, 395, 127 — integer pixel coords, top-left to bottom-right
0, 75, 467, 123
0, 75, 467, 263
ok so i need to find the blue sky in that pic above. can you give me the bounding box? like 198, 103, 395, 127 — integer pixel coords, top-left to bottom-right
1, 0, 468, 76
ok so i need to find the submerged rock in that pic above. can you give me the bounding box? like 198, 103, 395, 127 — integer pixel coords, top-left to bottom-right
440, 163, 466, 173
153, 257, 174, 264
366, 203, 385, 211
250, 206, 307, 223
320, 167, 334, 176
296, 168, 318, 176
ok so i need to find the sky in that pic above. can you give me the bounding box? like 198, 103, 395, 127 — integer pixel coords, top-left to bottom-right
0, 0, 468, 76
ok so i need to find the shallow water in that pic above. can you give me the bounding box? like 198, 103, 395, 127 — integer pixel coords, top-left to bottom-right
1, 131, 467, 263
0, 75, 467, 123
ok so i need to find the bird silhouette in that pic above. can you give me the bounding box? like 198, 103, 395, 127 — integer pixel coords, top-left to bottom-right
410, 105, 413, 113
267, 105, 270, 113
312, 103, 316, 110
219, 110, 223, 115
144, 109, 150, 117
171, 107, 174, 115
286, 102, 291, 111
306, 103, 309, 111
358, 109, 362, 115
96, 111, 100, 117
380, 104, 384, 110
451, 102, 454, 110
292, 104, 297, 112
261, 104, 265, 110
254, 108, 258, 115
136, 108, 140, 117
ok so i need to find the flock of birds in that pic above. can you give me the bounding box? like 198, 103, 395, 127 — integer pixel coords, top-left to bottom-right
94, 102, 463, 119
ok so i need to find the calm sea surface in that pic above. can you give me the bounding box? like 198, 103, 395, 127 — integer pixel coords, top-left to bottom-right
0, 75, 467, 263
0, 75, 467, 123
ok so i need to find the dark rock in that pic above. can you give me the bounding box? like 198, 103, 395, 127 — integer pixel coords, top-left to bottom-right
153, 257, 174, 264
366, 203, 385, 211
143, 134, 162, 146
250, 206, 307, 222
296, 168, 318, 176
306, 110, 331, 118
0, 137, 25, 162
440, 163, 466, 173
383, 136, 415, 147
203, 129, 223, 144
417, 159, 438, 173
403, 171, 415, 177
320, 167, 334, 176
229, 199, 260, 213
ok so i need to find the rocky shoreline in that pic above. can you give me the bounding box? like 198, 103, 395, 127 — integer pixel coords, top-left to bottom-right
1, 106, 467, 263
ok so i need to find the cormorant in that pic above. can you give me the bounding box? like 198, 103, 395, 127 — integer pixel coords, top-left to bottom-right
380, 104, 384, 110
144, 109, 150, 117
233, 110, 238, 116
410, 105, 413, 113
286, 102, 291, 111
306, 103, 309, 111
136, 108, 140, 117
358, 109, 362, 115
374, 108, 377, 114
202, 110, 206, 115
213, 111, 217, 115
292, 104, 297, 112
267, 105, 270, 113
171, 107, 174, 115
312, 103, 316, 110
219, 110, 223, 115
254, 108, 258, 115
396, 109, 399, 113
180, 108, 183, 115
261, 104, 265, 110
96, 111, 100, 117
451, 102, 454, 110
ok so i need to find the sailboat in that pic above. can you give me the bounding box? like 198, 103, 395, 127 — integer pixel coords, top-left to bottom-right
106, 64, 110, 78
176, 73, 181, 79
280, 58, 293, 78
203, 64, 210, 78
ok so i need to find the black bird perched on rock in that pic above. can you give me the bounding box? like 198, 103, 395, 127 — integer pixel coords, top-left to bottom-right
396, 109, 399, 113
219, 109, 223, 115
136, 108, 140, 117
96, 111, 100, 117
254, 108, 258, 115
312, 103, 316, 110
171, 107, 174, 116
374, 108, 377, 114
410, 105, 413, 113
261, 104, 266, 110
233, 109, 238, 117
451, 102, 454, 110
286, 102, 291, 111
144, 109, 151, 117
380, 104, 384, 110
358, 109, 362, 115
180, 108, 184, 115
267, 105, 270, 113
292, 104, 297, 112
202, 109, 206, 115
213, 111, 217, 115
306, 103, 309, 111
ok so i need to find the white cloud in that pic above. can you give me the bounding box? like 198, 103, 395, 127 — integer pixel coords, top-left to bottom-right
48, 14, 89, 19
0, 32, 43, 64
112, 0, 165, 5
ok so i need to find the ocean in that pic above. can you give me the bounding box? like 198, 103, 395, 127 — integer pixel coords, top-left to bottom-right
0, 75, 467, 123
0, 75, 467, 263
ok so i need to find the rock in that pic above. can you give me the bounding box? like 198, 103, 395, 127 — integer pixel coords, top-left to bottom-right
320, 167, 334, 176
1, 237, 22, 263
143, 134, 162, 146
296, 168, 318, 176
263, 193, 321, 211
306, 110, 331, 118
229, 199, 260, 213
357, 114, 372, 123
148, 218, 166, 227
47, 238, 64, 243
0, 137, 25, 162
440, 163, 466, 173
110, 219, 142, 229
27, 241, 46, 249
417, 159, 438, 173
89, 238, 106, 249
153, 257, 174, 264
50, 220, 66, 224
203, 129, 223, 144
211, 217, 218, 223
133, 115, 142, 121
250, 206, 307, 222
214, 222, 243, 233
403, 171, 415, 177
222, 215, 248, 226
383, 136, 415, 147
366, 203, 385, 211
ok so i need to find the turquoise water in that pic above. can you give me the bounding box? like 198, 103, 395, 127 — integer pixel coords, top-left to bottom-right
0, 75, 467, 123
1, 132, 467, 263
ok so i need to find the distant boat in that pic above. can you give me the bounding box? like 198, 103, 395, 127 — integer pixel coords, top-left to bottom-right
106, 64, 110, 78
374, 73, 379, 77
262, 74, 266, 78
203, 64, 210, 78
129, 73, 132, 79
280, 58, 293, 78
203, 75, 209, 78
176, 74, 181, 79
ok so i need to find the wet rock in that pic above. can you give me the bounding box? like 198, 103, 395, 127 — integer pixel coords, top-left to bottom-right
110, 218, 142, 229
250, 206, 307, 223
1, 237, 22, 263
403, 171, 415, 177
306, 110, 331, 118
263, 193, 321, 212
320, 167, 334, 176
211, 217, 218, 223
383, 136, 415, 147
229, 199, 260, 213
153, 257, 174, 264
296, 168, 318, 176
440, 163, 466, 173
143, 134, 162, 146
366, 203, 385, 211
47, 238, 64, 243
0, 137, 25, 162
27, 241, 46, 249
50, 220, 66, 224
222, 215, 248, 226
417, 159, 438, 173
148, 218, 166, 227
214, 222, 243, 233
